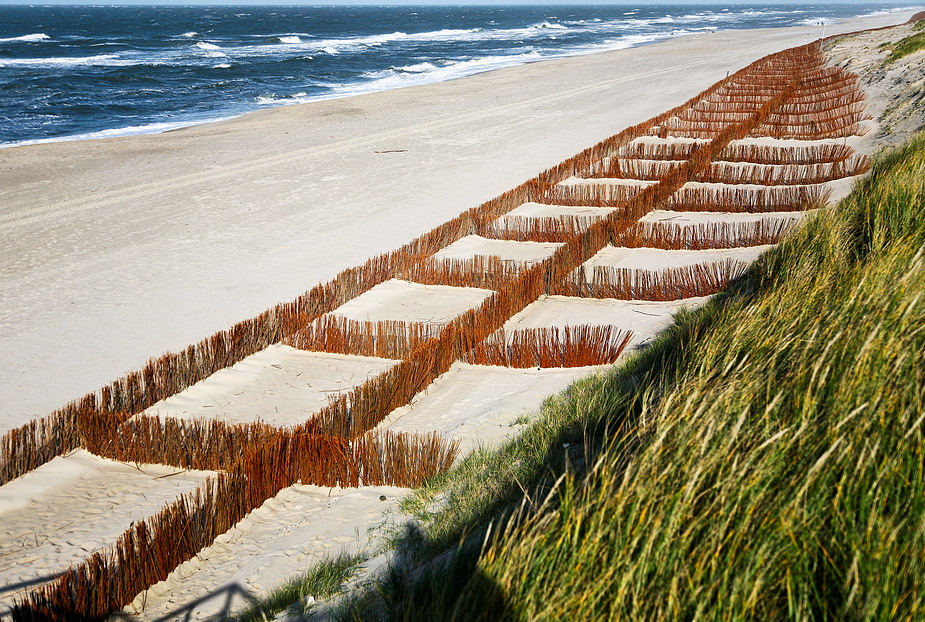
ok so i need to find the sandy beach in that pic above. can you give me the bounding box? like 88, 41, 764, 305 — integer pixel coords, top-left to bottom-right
0, 10, 913, 434
0, 8, 921, 619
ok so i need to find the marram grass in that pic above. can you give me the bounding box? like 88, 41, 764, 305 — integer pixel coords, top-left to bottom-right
368, 130, 925, 620
886, 29, 925, 62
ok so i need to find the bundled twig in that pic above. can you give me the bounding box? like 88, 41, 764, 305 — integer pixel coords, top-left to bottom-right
717, 142, 859, 165
353, 430, 460, 488
612, 219, 798, 250
617, 140, 704, 161
751, 119, 870, 140
693, 157, 870, 185
285, 315, 439, 360
400, 255, 528, 290
542, 181, 652, 207
12, 428, 459, 621
621, 141, 861, 165
464, 325, 634, 368
555, 259, 752, 301
666, 184, 831, 213
592, 158, 684, 181
0, 409, 81, 486
481, 215, 601, 242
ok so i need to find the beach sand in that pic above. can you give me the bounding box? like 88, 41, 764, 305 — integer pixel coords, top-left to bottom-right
0, 10, 913, 434
0, 9, 918, 620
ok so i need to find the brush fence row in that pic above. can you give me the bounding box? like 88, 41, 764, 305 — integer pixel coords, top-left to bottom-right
9, 40, 874, 621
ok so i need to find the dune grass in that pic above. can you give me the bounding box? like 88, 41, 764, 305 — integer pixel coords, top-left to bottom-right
236, 554, 362, 622
330, 129, 925, 621
886, 28, 925, 62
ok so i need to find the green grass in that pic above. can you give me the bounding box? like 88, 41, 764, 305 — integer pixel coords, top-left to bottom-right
336, 130, 925, 620
886, 29, 925, 61
235, 554, 362, 622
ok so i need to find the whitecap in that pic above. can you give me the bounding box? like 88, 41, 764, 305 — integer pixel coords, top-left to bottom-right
799, 17, 837, 26
180, 31, 198, 38
213, 63, 232, 69
195, 41, 222, 50
855, 7, 922, 18
532, 22, 567, 30
396, 61, 437, 73
256, 91, 310, 105
0, 54, 127, 67
320, 47, 339, 55
0, 33, 50, 43
411, 28, 481, 40
276, 35, 302, 44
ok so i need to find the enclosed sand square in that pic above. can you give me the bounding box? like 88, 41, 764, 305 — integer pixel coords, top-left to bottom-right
430, 235, 562, 265
0, 450, 215, 615
331, 279, 493, 325
144, 345, 396, 427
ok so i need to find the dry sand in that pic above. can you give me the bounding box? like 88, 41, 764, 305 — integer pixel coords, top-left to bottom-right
120, 484, 409, 621
639, 208, 810, 226
825, 20, 925, 150
0, 10, 913, 434
143, 346, 397, 428
0, 450, 215, 615
581, 244, 774, 272
499, 202, 616, 221
431, 235, 562, 265
330, 279, 492, 325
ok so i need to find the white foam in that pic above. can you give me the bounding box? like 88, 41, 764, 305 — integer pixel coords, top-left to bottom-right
800, 16, 838, 26
255, 91, 309, 105
856, 6, 924, 18
0, 54, 128, 67
350, 51, 542, 94
0, 116, 237, 150
276, 35, 302, 44
396, 61, 437, 73
195, 41, 222, 50
0, 33, 50, 43
532, 21, 567, 30
308, 28, 486, 55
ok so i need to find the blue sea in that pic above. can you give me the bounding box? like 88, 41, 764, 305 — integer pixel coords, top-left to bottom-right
0, 3, 919, 147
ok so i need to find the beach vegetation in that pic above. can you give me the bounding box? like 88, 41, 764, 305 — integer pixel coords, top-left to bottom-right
237, 554, 362, 622
886, 29, 925, 62
330, 128, 925, 620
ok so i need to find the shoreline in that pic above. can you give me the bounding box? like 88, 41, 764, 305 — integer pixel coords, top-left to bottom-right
0, 37, 665, 152
0, 9, 915, 434
0, 6, 915, 152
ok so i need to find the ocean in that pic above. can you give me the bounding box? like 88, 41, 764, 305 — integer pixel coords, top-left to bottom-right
0, 3, 919, 148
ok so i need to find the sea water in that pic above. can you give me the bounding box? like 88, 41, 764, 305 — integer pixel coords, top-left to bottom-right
0, 3, 918, 147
